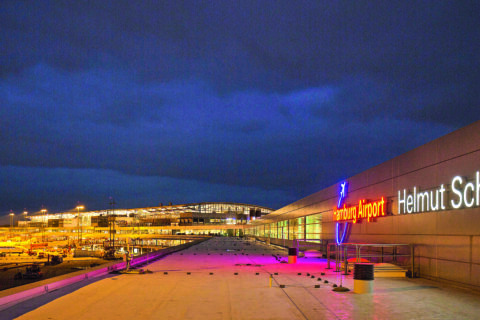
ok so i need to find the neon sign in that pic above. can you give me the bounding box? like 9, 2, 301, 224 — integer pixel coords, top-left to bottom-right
335, 181, 349, 245
338, 181, 348, 208
334, 198, 386, 223
335, 220, 348, 245
334, 181, 387, 245
398, 171, 480, 214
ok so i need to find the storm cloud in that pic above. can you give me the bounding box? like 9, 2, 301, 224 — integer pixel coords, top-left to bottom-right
1, 1, 479, 218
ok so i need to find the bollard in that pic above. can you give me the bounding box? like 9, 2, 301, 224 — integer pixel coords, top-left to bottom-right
269, 275, 273, 287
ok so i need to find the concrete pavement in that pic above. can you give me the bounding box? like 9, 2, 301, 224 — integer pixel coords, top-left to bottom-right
4, 237, 480, 319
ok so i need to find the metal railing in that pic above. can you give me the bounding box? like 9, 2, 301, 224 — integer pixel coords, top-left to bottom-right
293, 238, 329, 254
327, 243, 414, 276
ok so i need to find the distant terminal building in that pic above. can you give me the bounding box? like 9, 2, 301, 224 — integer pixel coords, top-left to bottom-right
25, 202, 273, 237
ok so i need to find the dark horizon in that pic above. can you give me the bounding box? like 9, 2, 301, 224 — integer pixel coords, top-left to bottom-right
1, 1, 479, 221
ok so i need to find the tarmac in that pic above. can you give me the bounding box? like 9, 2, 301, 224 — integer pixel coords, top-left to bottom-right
3, 237, 480, 320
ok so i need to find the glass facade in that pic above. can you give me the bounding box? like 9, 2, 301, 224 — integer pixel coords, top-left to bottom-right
246, 213, 322, 242
28, 202, 273, 228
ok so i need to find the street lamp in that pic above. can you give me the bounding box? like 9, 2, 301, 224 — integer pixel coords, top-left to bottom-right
76, 205, 84, 246
9, 211, 14, 238
40, 208, 47, 243
23, 210, 28, 241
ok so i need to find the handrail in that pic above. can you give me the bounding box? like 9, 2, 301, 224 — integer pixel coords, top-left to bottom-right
326, 243, 414, 277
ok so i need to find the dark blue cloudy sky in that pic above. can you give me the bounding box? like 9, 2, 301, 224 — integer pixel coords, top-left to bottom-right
1, 1, 479, 220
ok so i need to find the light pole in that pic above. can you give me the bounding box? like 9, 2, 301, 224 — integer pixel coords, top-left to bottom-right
40, 208, 47, 243
76, 205, 84, 246
9, 211, 14, 238
23, 210, 28, 241
109, 197, 116, 251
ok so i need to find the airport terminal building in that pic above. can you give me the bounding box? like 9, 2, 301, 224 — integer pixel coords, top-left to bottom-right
4, 121, 479, 289
246, 120, 480, 290
23, 202, 272, 236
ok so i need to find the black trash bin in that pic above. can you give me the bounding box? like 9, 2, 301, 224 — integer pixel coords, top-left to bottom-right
353, 263, 374, 293
288, 247, 298, 264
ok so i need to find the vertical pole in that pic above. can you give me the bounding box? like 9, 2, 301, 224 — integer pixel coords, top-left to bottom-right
79, 210, 82, 247
303, 217, 306, 242
127, 239, 130, 270
112, 199, 115, 250
335, 244, 340, 272
343, 246, 348, 275
327, 244, 331, 269
411, 245, 415, 278
287, 219, 290, 240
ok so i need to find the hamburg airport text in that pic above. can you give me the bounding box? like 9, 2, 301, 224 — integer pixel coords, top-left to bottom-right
333, 198, 386, 224
398, 171, 480, 214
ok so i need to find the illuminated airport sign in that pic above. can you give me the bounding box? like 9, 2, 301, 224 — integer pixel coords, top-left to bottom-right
334, 181, 387, 245
334, 197, 386, 223
398, 171, 480, 214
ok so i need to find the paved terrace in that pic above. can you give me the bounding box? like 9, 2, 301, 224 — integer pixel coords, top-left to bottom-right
3, 237, 480, 320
